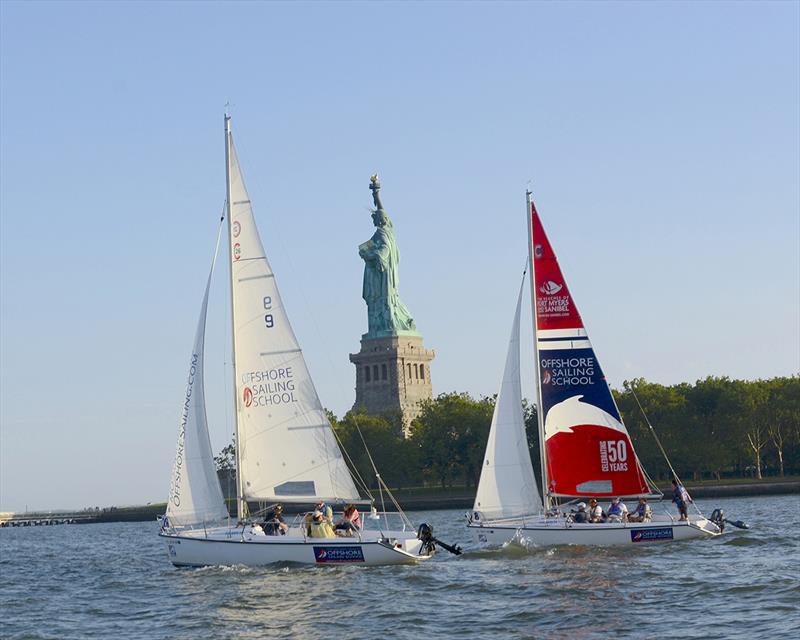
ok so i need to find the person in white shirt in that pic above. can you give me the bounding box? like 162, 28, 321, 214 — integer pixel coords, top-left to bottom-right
588, 498, 603, 523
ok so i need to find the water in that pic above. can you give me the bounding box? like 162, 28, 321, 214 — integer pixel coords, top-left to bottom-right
2, 495, 798, 639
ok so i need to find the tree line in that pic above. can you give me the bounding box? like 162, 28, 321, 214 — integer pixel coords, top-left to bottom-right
217, 375, 800, 490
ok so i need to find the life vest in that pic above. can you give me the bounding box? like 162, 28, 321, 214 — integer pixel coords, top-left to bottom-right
310, 520, 334, 538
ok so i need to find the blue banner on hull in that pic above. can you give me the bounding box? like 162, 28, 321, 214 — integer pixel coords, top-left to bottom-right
313, 546, 365, 563
630, 527, 673, 542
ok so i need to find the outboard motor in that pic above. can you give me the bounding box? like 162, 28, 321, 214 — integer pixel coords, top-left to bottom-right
709, 507, 749, 531
417, 523, 436, 555
709, 508, 726, 533
416, 523, 463, 556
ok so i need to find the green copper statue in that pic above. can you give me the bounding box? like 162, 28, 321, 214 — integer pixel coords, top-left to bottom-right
359, 175, 418, 337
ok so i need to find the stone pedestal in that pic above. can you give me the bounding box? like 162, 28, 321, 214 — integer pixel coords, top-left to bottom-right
349, 333, 435, 437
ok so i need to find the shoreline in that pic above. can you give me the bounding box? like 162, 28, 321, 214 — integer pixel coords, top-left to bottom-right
392, 478, 800, 510
2, 479, 797, 526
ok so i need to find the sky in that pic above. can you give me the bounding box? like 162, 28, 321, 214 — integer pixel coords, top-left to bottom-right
1, 1, 798, 513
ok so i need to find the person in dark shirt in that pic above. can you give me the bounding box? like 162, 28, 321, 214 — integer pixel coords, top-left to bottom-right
572, 502, 589, 523
262, 504, 288, 535
672, 479, 692, 521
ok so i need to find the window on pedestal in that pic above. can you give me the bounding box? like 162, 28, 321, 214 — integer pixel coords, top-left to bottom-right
364, 366, 370, 383
419, 364, 425, 380
407, 363, 412, 379
381, 364, 387, 380
414, 363, 419, 379
373, 365, 379, 382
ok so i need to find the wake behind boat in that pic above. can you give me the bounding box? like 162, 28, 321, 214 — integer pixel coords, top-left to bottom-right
468, 192, 727, 547
159, 115, 442, 567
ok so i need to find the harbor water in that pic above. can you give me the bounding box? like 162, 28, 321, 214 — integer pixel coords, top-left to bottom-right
1, 494, 798, 639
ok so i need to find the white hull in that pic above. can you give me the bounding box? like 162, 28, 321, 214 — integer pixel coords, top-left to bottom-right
468, 514, 720, 547
160, 525, 430, 567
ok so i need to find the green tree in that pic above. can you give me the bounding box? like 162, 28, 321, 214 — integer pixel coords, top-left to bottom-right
332, 410, 415, 491
214, 436, 236, 471
617, 379, 689, 481
410, 392, 495, 488
522, 398, 542, 488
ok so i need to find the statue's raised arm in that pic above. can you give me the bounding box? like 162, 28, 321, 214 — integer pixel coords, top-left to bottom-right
369, 174, 384, 212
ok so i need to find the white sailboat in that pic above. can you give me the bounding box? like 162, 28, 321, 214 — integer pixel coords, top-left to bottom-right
468, 192, 722, 546
159, 115, 433, 566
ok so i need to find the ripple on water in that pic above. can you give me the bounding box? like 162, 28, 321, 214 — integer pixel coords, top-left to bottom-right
1, 497, 799, 639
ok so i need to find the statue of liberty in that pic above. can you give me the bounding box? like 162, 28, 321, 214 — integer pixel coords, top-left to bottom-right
358, 175, 417, 337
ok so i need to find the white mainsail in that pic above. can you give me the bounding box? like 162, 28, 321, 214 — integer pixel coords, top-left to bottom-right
166, 225, 230, 528
473, 274, 541, 520
226, 131, 359, 503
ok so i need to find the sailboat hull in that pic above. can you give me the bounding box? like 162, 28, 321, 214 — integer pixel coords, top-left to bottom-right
160, 527, 430, 567
468, 514, 720, 547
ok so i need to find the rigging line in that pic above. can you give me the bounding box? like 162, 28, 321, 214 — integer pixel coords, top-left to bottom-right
351, 416, 413, 529
352, 415, 388, 520
329, 420, 374, 500
208, 197, 237, 500
629, 384, 701, 515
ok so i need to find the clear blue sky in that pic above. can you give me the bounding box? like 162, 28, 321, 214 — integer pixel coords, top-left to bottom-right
1, 1, 797, 512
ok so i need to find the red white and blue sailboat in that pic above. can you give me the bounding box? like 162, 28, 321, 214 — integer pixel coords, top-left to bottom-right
468, 193, 721, 546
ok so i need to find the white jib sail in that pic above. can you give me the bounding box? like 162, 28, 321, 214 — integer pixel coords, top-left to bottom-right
227, 134, 359, 503
473, 274, 541, 520
167, 223, 229, 528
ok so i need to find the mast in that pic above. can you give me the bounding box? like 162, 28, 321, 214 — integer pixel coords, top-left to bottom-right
225, 113, 246, 521
526, 190, 550, 513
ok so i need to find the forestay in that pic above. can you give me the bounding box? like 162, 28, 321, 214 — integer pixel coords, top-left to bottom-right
474, 275, 541, 519
227, 134, 359, 503
166, 225, 230, 527
530, 201, 650, 498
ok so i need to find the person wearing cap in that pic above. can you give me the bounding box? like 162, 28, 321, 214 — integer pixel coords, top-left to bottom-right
588, 498, 603, 523
628, 497, 652, 523
572, 502, 589, 523
309, 510, 336, 538
606, 497, 628, 523
262, 504, 288, 535
314, 500, 334, 526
